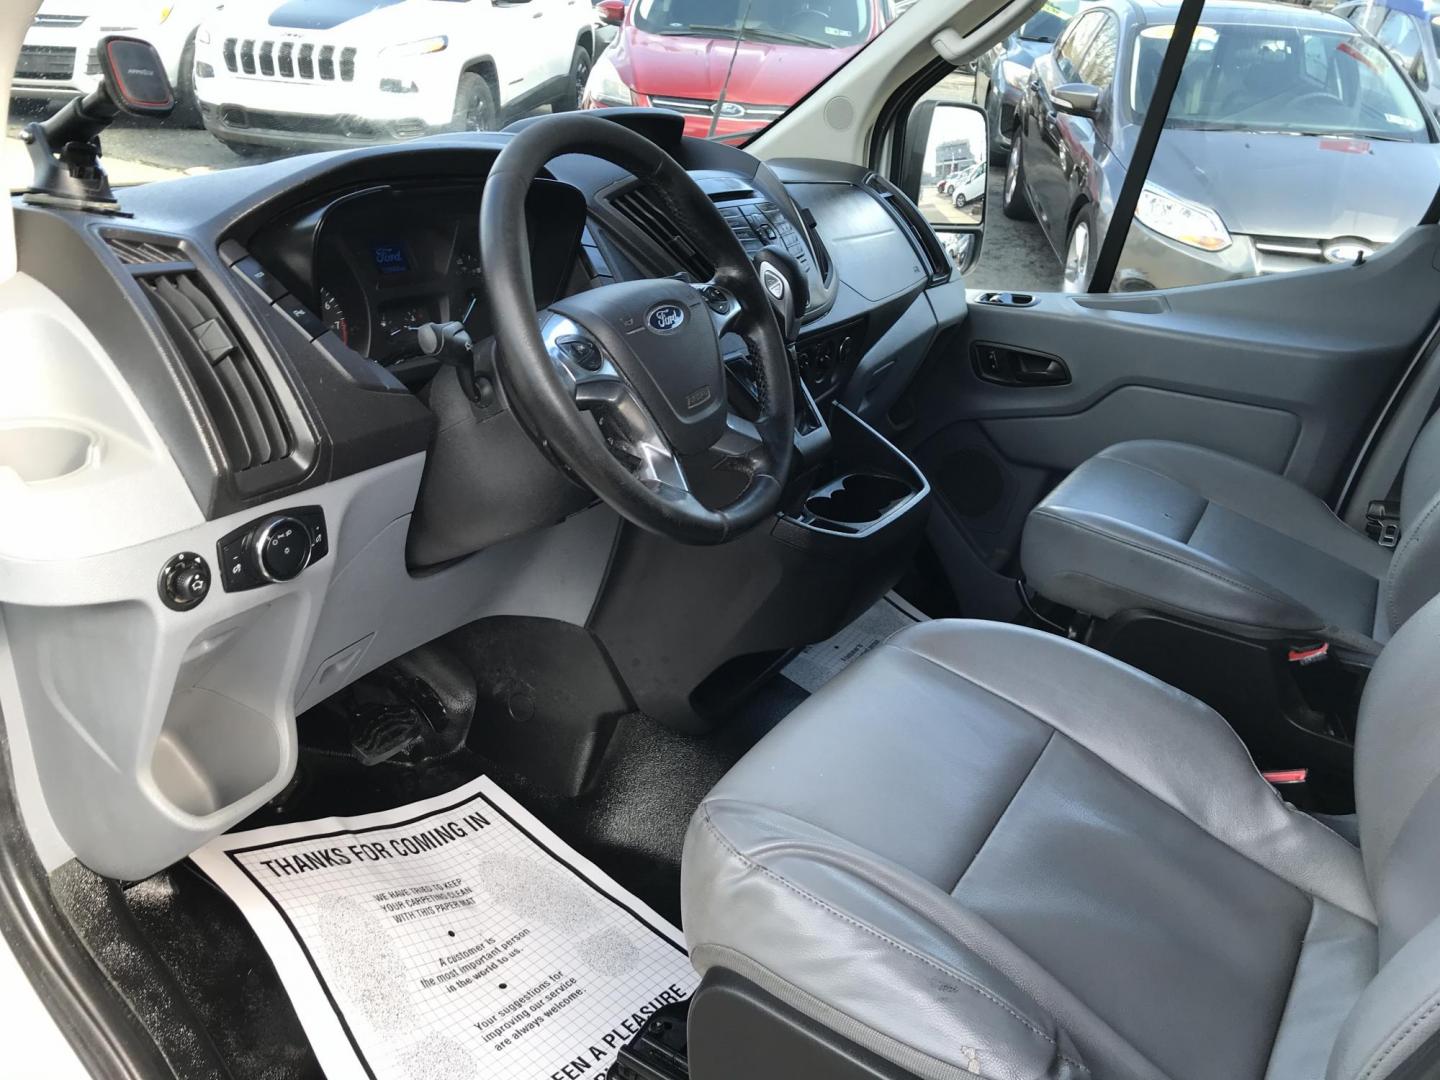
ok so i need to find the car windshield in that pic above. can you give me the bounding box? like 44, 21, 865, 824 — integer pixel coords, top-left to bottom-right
633, 0, 873, 48
1131, 21, 1431, 143
1019, 0, 1082, 43
4, 0, 913, 185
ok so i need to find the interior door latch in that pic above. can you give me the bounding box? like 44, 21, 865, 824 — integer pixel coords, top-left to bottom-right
972, 341, 1071, 387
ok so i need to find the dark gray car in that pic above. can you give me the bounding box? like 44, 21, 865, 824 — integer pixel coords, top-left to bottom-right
973, 0, 1085, 156
1003, 0, 1440, 292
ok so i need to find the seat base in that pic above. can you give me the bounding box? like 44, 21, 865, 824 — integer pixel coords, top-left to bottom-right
688, 969, 919, 1080
1086, 608, 1365, 810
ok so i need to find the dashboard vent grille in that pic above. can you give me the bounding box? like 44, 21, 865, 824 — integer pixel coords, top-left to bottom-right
610, 184, 714, 281
105, 236, 186, 266
141, 273, 293, 472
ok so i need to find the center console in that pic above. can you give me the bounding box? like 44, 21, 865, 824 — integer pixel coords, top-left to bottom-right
587, 404, 930, 735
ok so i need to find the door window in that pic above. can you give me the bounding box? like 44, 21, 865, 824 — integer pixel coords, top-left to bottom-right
1077, 15, 1120, 91
1056, 12, 1106, 80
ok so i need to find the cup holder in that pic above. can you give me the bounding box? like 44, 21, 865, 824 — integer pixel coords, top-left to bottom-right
805, 472, 913, 527
0, 422, 97, 483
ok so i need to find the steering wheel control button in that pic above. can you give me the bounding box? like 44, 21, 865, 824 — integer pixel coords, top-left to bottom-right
558, 336, 602, 371
216, 506, 328, 592
701, 285, 730, 314
252, 516, 313, 583
158, 552, 211, 612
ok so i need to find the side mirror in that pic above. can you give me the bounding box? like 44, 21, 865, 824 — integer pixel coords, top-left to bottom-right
1053, 82, 1101, 116
596, 0, 626, 26
898, 99, 989, 275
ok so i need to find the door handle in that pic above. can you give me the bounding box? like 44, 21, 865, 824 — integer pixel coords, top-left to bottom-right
973, 342, 1071, 387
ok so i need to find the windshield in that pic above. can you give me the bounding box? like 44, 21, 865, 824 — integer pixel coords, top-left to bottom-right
1019, 0, 1082, 43
633, 0, 873, 48
5, 0, 916, 183
1132, 22, 1430, 142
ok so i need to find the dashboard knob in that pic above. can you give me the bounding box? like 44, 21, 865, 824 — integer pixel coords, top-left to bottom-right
158, 552, 210, 612
250, 516, 313, 583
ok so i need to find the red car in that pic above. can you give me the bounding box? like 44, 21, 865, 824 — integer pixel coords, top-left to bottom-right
584, 0, 892, 140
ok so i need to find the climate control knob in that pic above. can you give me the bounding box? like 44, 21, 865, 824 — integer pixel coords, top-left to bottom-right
250, 515, 313, 583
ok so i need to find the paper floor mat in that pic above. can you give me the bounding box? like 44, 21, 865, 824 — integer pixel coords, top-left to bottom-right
192, 775, 698, 1080
780, 591, 926, 693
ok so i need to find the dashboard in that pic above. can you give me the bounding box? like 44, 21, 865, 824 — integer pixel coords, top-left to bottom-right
1, 113, 965, 881
255, 177, 587, 373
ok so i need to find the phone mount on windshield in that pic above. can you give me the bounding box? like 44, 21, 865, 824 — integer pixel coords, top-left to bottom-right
20, 36, 176, 214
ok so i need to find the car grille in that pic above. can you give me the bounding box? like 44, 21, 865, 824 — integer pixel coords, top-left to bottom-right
648, 96, 787, 122
32, 13, 86, 28
1252, 235, 1378, 274
222, 39, 358, 82
16, 45, 76, 80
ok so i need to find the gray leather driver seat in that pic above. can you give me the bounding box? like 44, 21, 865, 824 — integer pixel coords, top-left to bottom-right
1019, 413, 1440, 651
681, 598, 1440, 1080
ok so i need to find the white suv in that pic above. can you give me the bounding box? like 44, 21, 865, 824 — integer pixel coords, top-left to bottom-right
192, 0, 596, 155
13, 1, 209, 122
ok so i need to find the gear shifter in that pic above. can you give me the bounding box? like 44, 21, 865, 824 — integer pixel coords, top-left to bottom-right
753, 244, 810, 346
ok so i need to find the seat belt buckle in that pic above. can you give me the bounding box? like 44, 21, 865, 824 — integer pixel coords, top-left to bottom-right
1262, 768, 1308, 786
1366, 499, 1401, 548
1287, 642, 1330, 666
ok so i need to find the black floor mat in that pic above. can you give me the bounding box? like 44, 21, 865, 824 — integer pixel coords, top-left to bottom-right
104, 670, 806, 1080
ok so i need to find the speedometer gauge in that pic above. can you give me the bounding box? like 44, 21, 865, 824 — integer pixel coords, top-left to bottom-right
319, 286, 349, 345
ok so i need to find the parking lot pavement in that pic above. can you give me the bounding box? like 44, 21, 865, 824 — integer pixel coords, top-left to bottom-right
964, 166, 1063, 294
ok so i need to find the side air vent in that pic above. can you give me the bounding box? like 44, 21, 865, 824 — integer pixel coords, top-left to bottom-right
863, 174, 950, 285
609, 184, 715, 281
141, 274, 294, 472
106, 236, 187, 266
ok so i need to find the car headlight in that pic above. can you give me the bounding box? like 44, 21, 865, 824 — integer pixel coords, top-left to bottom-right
585, 53, 635, 108
1000, 59, 1029, 90
1134, 183, 1232, 252
380, 36, 449, 59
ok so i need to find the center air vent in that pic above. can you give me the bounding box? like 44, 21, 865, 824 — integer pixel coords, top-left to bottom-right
141, 274, 294, 473
609, 184, 715, 281
105, 236, 187, 266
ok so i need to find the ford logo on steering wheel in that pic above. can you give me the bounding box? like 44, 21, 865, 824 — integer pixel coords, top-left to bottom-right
647, 303, 687, 334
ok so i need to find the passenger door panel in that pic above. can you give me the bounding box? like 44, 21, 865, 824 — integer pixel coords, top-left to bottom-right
898, 229, 1440, 613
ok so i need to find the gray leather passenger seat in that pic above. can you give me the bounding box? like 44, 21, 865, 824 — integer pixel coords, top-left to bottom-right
1019, 411, 1440, 651
681, 598, 1440, 1079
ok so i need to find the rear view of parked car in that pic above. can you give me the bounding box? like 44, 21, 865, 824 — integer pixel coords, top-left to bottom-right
192, 0, 596, 155
582, 0, 892, 140
1004, 0, 1440, 291
973, 0, 1083, 154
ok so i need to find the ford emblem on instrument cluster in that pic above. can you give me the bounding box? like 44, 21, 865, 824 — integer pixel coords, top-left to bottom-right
647, 303, 687, 333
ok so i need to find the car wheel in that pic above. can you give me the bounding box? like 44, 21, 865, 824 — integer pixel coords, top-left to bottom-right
171, 33, 204, 129
560, 46, 592, 112
1001, 134, 1033, 221
1063, 206, 1098, 294
454, 71, 499, 132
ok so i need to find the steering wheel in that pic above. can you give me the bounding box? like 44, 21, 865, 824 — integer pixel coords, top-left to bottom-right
1288, 91, 1348, 113
480, 114, 795, 545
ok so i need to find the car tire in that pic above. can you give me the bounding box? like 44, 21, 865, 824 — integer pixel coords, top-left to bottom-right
171, 33, 204, 129
1001, 133, 1033, 221
454, 71, 499, 132
559, 46, 592, 112
1063, 205, 1099, 294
